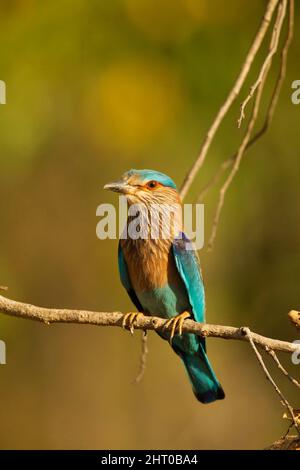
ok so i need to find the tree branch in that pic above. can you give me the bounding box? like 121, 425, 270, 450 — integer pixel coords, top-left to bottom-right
0, 294, 299, 355
208, 0, 287, 250
197, 0, 294, 204
242, 327, 300, 434
180, 0, 279, 200
132, 331, 148, 385
237, 0, 287, 127
265, 347, 300, 390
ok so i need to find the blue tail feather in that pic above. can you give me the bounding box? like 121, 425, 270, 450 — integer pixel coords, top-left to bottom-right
179, 344, 225, 404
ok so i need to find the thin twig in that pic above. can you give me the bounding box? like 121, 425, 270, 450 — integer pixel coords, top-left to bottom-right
180, 0, 279, 200
242, 327, 300, 435
208, 76, 266, 249
238, 0, 288, 128
258, 0, 294, 130
0, 294, 300, 355
207, 1, 287, 250
132, 331, 148, 385
197, 159, 232, 202
282, 409, 300, 438
197, 0, 294, 204
265, 346, 300, 390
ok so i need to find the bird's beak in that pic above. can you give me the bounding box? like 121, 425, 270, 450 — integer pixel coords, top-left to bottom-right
103, 180, 132, 194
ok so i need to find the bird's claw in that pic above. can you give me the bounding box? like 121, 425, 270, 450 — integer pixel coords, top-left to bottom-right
164, 311, 191, 344
122, 312, 143, 335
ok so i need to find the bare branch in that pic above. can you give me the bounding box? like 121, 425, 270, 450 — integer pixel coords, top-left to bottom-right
197, 0, 294, 203
132, 331, 148, 385
208, 73, 267, 249
180, 0, 279, 200
197, 158, 232, 202
265, 347, 300, 390
1, 294, 299, 436
207, 1, 287, 250
242, 327, 300, 434
0, 294, 299, 355
258, 0, 294, 131
238, 0, 288, 127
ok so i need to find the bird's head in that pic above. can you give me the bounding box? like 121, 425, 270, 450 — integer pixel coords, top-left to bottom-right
104, 169, 180, 206
104, 169, 182, 241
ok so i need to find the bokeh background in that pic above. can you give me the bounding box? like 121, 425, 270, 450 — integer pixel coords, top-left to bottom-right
0, 0, 299, 450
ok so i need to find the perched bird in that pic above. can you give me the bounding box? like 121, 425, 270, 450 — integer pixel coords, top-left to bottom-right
104, 169, 224, 403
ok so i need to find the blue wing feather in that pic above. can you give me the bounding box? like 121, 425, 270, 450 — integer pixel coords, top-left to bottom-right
118, 242, 144, 312
172, 232, 205, 324
172, 233, 225, 403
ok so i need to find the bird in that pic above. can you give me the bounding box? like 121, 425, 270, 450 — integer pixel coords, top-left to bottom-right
104, 169, 225, 404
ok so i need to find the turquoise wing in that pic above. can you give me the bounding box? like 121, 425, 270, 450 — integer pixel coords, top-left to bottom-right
172, 233, 225, 402
172, 232, 205, 324
118, 242, 144, 312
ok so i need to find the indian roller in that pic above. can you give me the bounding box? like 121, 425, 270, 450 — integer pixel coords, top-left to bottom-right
104, 169, 225, 404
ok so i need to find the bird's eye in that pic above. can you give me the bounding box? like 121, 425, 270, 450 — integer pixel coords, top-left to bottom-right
146, 180, 158, 189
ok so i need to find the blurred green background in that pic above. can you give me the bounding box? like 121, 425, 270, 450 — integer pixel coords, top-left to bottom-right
0, 0, 299, 450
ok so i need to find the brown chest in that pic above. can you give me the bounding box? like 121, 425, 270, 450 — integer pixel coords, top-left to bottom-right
121, 238, 179, 292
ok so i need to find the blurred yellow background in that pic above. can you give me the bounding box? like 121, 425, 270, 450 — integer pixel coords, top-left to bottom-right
0, 0, 299, 449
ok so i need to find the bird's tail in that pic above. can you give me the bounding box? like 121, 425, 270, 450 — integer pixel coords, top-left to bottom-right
179, 343, 225, 404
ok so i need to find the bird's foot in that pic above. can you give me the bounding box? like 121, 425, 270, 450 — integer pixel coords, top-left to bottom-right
164, 311, 191, 344
122, 312, 144, 335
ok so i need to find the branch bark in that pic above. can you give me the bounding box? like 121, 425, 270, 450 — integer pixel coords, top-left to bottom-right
0, 294, 299, 355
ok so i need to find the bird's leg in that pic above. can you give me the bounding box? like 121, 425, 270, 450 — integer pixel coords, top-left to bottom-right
122, 312, 144, 335
164, 311, 191, 344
